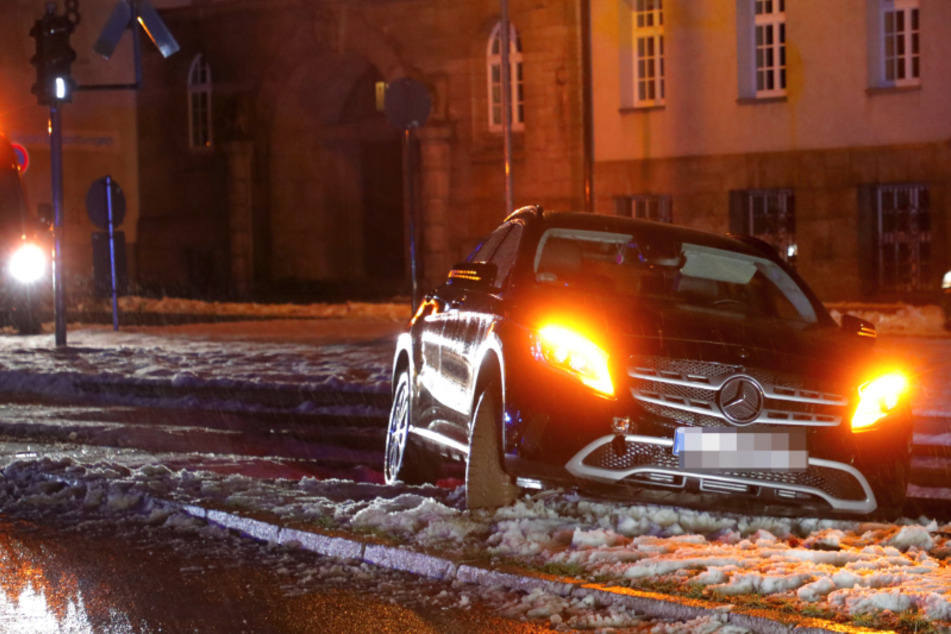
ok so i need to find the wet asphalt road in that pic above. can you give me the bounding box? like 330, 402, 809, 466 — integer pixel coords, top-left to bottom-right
0, 513, 549, 634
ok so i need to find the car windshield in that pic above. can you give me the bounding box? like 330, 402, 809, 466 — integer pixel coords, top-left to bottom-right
533, 228, 819, 325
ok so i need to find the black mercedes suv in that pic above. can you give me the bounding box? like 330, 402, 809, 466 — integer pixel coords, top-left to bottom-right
385, 206, 913, 518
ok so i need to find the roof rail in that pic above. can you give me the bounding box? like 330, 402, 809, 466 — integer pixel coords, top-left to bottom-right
504, 205, 544, 222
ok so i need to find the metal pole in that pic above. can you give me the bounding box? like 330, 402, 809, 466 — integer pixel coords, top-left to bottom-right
403, 128, 419, 308
500, 0, 513, 216
581, 0, 595, 213
49, 105, 66, 347
106, 176, 119, 331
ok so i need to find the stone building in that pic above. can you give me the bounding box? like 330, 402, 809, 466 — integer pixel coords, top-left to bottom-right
590, 0, 950, 303
6, 0, 946, 305
136, 0, 588, 299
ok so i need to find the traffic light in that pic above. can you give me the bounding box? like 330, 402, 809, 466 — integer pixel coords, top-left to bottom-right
30, 7, 76, 106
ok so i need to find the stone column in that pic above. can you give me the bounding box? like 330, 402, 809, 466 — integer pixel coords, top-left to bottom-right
416, 125, 452, 291
224, 140, 255, 298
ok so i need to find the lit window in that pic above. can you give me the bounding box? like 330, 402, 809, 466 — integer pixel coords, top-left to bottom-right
631, 0, 665, 107
487, 22, 524, 133
755, 0, 786, 96
188, 53, 213, 149
615, 195, 672, 223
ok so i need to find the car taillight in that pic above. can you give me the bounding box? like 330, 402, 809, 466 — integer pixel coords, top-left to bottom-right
851, 372, 907, 432
533, 324, 614, 397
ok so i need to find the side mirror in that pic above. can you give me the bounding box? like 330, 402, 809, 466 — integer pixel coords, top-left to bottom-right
840, 314, 876, 343
446, 261, 498, 290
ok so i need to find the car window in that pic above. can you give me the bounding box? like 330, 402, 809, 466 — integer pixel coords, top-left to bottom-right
534, 228, 819, 324
467, 222, 523, 289
467, 225, 509, 262
483, 224, 522, 288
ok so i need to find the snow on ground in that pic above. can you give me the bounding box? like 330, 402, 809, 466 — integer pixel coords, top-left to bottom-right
826, 302, 947, 337
5, 454, 951, 633
0, 298, 948, 632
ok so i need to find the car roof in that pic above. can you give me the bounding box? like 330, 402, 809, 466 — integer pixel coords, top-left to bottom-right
515, 209, 765, 258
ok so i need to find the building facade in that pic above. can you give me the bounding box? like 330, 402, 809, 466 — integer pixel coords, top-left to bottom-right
591, 0, 951, 302
5, 0, 945, 305
136, 0, 587, 299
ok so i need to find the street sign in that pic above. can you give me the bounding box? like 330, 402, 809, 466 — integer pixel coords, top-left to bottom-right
384, 78, 432, 130
11, 143, 29, 174
86, 176, 126, 229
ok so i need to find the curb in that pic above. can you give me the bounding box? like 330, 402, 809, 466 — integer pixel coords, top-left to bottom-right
175, 501, 883, 634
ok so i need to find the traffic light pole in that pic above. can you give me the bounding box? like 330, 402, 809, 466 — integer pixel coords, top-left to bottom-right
49, 105, 67, 347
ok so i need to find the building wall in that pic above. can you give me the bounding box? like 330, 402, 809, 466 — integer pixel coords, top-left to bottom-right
136, 0, 587, 298
597, 143, 951, 301
591, 0, 950, 302
592, 0, 951, 160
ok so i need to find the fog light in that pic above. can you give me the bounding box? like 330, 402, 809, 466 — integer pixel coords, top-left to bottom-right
9, 243, 46, 284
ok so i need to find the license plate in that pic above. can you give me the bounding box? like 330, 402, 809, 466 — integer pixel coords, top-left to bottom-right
673, 427, 807, 471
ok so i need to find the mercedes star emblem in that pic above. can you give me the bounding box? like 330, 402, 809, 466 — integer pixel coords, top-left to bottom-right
717, 375, 764, 425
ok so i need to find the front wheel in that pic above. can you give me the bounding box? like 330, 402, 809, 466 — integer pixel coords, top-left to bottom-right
384, 369, 436, 485
465, 385, 519, 510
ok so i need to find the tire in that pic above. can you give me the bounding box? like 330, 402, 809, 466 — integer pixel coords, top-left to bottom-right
384, 370, 437, 485
465, 385, 519, 510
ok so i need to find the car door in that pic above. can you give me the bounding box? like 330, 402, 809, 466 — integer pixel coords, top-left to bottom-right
439, 222, 524, 435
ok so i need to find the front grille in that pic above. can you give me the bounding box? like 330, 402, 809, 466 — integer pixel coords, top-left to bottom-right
628, 356, 846, 428
581, 439, 867, 502
584, 441, 679, 471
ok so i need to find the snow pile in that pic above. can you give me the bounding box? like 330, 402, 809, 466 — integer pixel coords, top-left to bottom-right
8, 456, 951, 632
827, 302, 946, 336
79, 296, 413, 321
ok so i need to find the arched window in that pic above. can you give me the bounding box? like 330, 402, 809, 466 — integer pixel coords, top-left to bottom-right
187, 54, 213, 149
486, 22, 524, 133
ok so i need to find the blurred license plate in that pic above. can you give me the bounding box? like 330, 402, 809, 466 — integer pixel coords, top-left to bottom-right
672, 427, 807, 471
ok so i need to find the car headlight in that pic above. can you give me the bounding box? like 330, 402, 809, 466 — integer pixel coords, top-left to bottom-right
851, 372, 907, 432
9, 243, 47, 284
533, 324, 614, 397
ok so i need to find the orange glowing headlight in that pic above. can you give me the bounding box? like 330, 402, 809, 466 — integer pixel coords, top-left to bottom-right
851, 372, 907, 431
534, 324, 613, 397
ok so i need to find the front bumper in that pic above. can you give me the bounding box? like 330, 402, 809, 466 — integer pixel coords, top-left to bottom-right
565, 433, 878, 514
502, 343, 912, 515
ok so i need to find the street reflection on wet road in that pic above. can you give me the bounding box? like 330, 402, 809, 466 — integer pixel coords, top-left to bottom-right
0, 517, 548, 633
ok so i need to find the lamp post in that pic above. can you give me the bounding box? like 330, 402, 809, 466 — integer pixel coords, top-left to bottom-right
500, 0, 513, 217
